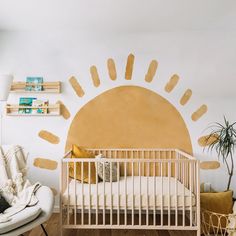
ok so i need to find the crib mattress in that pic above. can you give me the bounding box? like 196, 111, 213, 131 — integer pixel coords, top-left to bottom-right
62, 176, 196, 210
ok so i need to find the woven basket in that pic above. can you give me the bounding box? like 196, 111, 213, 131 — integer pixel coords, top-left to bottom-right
201, 208, 236, 236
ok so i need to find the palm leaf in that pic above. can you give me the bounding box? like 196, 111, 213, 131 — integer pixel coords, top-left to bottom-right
204, 117, 236, 190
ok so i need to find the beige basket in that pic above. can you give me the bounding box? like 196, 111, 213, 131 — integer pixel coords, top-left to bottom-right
201, 208, 236, 236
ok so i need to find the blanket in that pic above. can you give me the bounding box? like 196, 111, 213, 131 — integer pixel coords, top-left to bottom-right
0, 145, 41, 223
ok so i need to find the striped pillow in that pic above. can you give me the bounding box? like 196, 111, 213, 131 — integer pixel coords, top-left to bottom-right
95, 154, 118, 182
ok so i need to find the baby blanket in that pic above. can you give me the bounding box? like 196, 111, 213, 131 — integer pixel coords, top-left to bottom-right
0, 145, 41, 223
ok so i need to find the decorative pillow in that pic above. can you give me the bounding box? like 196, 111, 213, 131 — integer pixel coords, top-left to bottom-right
68, 145, 96, 184
95, 154, 118, 182
201, 191, 233, 231
201, 190, 233, 214
0, 193, 10, 213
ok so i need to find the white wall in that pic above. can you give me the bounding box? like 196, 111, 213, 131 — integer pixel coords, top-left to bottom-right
0, 30, 236, 207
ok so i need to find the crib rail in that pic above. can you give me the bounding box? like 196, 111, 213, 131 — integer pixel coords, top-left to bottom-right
60, 149, 200, 234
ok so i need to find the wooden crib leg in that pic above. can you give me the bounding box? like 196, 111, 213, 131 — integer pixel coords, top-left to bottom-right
197, 228, 201, 236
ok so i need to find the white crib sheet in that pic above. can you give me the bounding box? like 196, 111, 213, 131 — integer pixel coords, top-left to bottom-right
62, 176, 196, 210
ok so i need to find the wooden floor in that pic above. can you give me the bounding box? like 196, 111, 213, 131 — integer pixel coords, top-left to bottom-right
28, 214, 196, 236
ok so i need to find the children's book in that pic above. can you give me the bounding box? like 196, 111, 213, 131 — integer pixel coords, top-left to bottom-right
18, 97, 37, 114
32, 99, 49, 114
25, 77, 44, 91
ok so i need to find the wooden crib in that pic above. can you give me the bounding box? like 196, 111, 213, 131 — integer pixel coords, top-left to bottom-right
60, 148, 200, 235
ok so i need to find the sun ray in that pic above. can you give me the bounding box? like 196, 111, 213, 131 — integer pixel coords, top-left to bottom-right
200, 161, 220, 170
145, 60, 158, 83
198, 134, 219, 147
56, 100, 71, 120
125, 54, 135, 80
38, 130, 60, 144
180, 89, 192, 106
69, 76, 85, 97
33, 158, 58, 170
90, 65, 100, 87
191, 104, 208, 121
107, 58, 117, 81
165, 74, 180, 93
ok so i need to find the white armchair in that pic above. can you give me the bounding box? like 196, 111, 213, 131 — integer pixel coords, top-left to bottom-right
0, 145, 54, 236
0, 186, 54, 236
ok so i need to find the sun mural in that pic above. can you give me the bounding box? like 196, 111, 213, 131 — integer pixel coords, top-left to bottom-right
33, 53, 220, 195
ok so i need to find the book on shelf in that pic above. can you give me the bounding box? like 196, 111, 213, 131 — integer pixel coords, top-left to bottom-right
18, 97, 36, 114
25, 77, 44, 91
32, 99, 49, 114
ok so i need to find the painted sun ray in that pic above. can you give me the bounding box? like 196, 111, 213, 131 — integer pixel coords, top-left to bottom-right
33, 158, 58, 170
38, 130, 60, 144
198, 134, 219, 147
69, 76, 85, 97
191, 104, 208, 122
107, 58, 117, 81
90, 65, 100, 87
200, 161, 220, 170
180, 89, 192, 106
145, 60, 158, 83
56, 100, 71, 120
125, 53, 135, 80
165, 74, 180, 93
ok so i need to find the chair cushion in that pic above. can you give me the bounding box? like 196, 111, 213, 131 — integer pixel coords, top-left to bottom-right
0, 205, 41, 234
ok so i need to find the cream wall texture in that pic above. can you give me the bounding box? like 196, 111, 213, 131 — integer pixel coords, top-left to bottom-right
0, 30, 236, 208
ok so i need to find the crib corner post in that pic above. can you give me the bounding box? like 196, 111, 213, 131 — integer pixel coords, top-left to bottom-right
196, 160, 201, 236
59, 159, 64, 236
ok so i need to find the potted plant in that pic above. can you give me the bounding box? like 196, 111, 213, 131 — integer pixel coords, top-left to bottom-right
201, 117, 236, 235
206, 117, 236, 191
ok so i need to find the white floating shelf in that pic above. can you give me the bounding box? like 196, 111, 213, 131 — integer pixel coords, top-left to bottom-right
10, 82, 61, 94
6, 104, 61, 116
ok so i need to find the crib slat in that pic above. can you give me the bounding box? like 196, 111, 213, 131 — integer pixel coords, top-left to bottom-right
142, 150, 145, 176
110, 156, 113, 225
132, 160, 134, 226
103, 160, 105, 225
146, 162, 149, 226
153, 151, 156, 226
168, 160, 171, 227
125, 161, 127, 226
74, 161, 77, 225
161, 162, 163, 226
117, 159, 120, 226
182, 160, 185, 227
81, 162, 84, 225
139, 162, 141, 226
89, 162, 91, 225
67, 162, 70, 225
96, 159, 98, 226
194, 162, 197, 225
190, 161, 193, 226
196, 161, 200, 232
175, 155, 178, 226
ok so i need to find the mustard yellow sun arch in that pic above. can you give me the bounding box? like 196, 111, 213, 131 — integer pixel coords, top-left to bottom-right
65, 85, 193, 154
